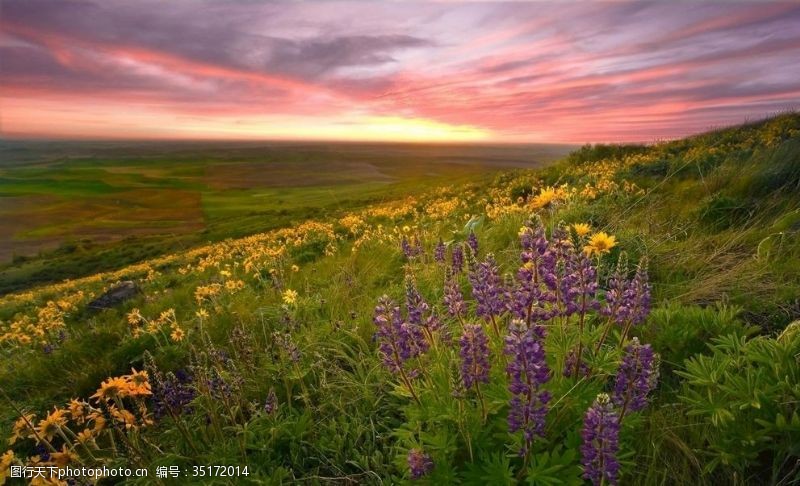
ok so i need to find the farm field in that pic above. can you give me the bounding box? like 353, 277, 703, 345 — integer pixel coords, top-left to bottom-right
1, 114, 798, 484
0, 141, 570, 294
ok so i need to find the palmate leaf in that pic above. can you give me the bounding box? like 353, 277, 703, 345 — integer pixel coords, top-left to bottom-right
526, 447, 583, 486
462, 451, 515, 485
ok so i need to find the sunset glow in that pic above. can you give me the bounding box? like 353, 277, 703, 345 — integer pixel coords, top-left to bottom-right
1, 1, 799, 143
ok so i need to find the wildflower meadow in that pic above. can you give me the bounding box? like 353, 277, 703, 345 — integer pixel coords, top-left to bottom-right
1, 114, 800, 484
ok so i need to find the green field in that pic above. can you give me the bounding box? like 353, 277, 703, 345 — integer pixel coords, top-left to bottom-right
0, 141, 571, 294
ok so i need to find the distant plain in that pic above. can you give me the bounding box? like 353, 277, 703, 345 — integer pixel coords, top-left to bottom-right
0, 140, 571, 293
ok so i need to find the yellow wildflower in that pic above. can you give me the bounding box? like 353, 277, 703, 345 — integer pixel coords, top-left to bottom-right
8, 414, 35, 445
584, 232, 617, 256
91, 376, 131, 401
76, 428, 95, 444
282, 289, 298, 305
35, 408, 67, 442
573, 223, 592, 237
170, 327, 185, 342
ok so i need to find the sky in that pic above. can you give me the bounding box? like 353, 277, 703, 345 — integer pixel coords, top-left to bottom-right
1, 1, 799, 143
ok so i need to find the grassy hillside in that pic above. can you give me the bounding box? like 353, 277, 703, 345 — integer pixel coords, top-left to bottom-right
1, 114, 799, 485
0, 141, 568, 295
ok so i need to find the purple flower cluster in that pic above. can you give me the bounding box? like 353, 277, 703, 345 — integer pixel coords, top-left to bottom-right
373, 295, 428, 374
406, 276, 440, 335
443, 271, 465, 318
504, 320, 551, 453
459, 324, 491, 390
469, 254, 506, 322
434, 239, 446, 263
613, 337, 658, 417
451, 244, 464, 274
467, 230, 479, 255
562, 348, 589, 378
626, 261, 651, 327
152, 369, 196, 419
560, 252, 599, 317
407, 448, 434, 479
602, 257, 651, 328
401, 235, 424, 259
581, 394, 621, 486
263, 388, 278, 415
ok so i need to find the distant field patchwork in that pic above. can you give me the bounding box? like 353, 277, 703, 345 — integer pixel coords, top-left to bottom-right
0, 140, 570, 263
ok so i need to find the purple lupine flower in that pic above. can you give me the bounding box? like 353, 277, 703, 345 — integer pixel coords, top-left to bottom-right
373, 295, 427, 374
509, 260, 556, 324
602, 256, 631, 325
467, 230, 479, 255
505, 320, 551, 454
263, 388, 278, 415
443, 272, 465, 318
273, 332, 302, 363
208, 368, 232, 399
434, 239, 446, 263
407, 449, 434, 480
451, 244, 464, 274
581, 394, 621, 486
613, 338, 658, 417
405, 276, 429, 326
152, 370, 196, 419
560, 252, 599, 317
562, 348, 589, 378
469, 254, 506, 321
459, 324, 491, 390
401, 236, 414, 258
624, 260, 651, 327
406, 276, 441, 339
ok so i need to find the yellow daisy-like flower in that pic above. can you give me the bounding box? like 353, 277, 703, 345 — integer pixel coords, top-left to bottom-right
1, 450, 16, 482
127, 368, 151, 395
530, 186, 559, 209
91, 376, 131, 401
90, 414, 107, 433
35, 408, 67, 442
282, 289, 298, 305
67, 399, 86, 422
8, 414, 35, 445
291, 264, 300, 272
195, 308, 209, 319
51, 444, 78, 467
572, 223, 592, 237
170, 327, 185, 342
126, 308, 143, 326
109, 406, 137, 429
584, 232, 617, 256
75, 428, 95, 444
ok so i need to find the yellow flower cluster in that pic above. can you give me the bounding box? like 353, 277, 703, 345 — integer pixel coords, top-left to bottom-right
425, 197, 463, 219
5, 370, 152, 482
0, 291, 85, 347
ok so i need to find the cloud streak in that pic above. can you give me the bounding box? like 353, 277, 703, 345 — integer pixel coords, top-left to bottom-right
1, 0, 799, 142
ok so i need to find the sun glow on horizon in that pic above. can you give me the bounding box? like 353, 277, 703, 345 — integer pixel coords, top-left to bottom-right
1, 1, 798, 143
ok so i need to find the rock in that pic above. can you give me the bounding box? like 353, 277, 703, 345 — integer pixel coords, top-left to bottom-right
88, 281, 139, 310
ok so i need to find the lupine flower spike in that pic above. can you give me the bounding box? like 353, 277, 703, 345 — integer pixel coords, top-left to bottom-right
373, 296, 426, 403
469, 253, 506, 335
581, 393, 620, 486
459, 324, 491, 419
504, 320, 551, 457
613, 337, 658, 420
